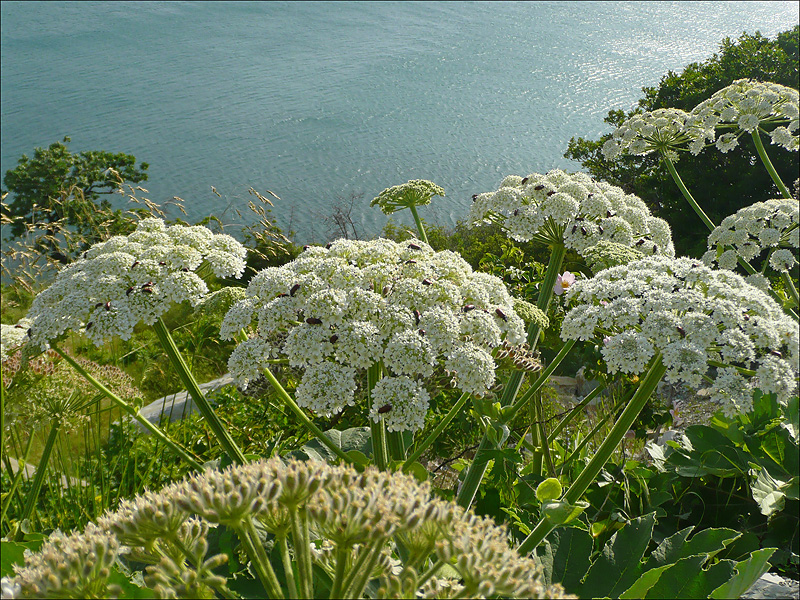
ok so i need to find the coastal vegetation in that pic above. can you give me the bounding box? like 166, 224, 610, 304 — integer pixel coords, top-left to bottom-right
1, 27, 798, 599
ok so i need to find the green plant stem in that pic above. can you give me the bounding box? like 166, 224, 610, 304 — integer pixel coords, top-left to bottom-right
260, 366, 353, 465
51, 343, 203, 471
781, 272, 800, 309
663, 156, 715, 231
752, 130, 792, 199
153, 318, 246, 464
408, 204, 429, 245
342, 538, 386, 599
386, 430, 406, 461
455, 243, 567, 510
403, 392, 469, 471
14, 422, 59, 541
1, 434, 35, 529
289, 506, 313, 599
509, 339, 577, 417
416, 559, 447, 590
549, 383, 606, 440
235, 519, 284, 599
528, 393, 544, 476
367, 363, 389, 470
518, 354, 667, 555
278, 534, 298, 599
329, 545, 350, 600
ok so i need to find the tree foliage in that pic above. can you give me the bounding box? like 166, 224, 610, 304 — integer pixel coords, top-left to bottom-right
1, 136, 149, 240
565, 27, 800, 257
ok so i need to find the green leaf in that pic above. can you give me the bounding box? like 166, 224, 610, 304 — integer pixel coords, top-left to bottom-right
108, 568, 155, 599
288, 426, 372, 463
680, 528, 741, 561
643, 555, 721, 599
751, 467, 787, 516
535, 526, 594, 591
619, 564, 674, 599
577, 513, 656, 599
536, 478, 563, 502
643, 526, 694, 569
709, 548, 775, 600
402, 461, 429, 482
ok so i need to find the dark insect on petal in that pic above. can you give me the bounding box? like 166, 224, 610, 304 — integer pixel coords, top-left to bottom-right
277, 292, 289, 298
325, 242, 333, 249
408, 243, 422, 250
413, 310, 421, 324
495, 308, 508, 321
86, 322, 93, 330
142, 282, 154, 288
598, 226, 604, 234
418, 329, 426, 336
636, 239, 646, 246
290, 284, 301, 297
306, 317, 323, 325
95, 302, 104, 309
303, 245, 311, 251
422, 278, 433, 285
676, 326, 686, 338
27, 328, 33, 337
329, 335, 338, 343
104, 302, 112, 311
534, 185, 545, 191
521, 177, 529, 185
378, 404, 392, 414
513, 209, 520, 217
382, 285, 390, 296
126, 287, 135, 296
571, 225, 578, 234
405, 260, 416, 264
463, 304, 476, 312
180, 267, 190, 272
652, 245, 658, 254
142, 288, 154, 294
472, 194, 478, 202
770, 349, 783, 358
14, 324, 24, 329
131, 261, 140, 269
159, 261, 167, 266
546, 191, 556, 197
580, 227, 587, 235
607, 210, 615, 218
587, 193, 594, 198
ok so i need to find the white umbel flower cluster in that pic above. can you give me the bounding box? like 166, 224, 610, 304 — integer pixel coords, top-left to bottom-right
1, 318, 32, 362
689, 79, 799, 153
24, 218, 247, 350
222, 238, 526, 431
703, 198, 799, 273
601, 108, 704, 160
561, 256, 798, 416
467, 170, 675, 256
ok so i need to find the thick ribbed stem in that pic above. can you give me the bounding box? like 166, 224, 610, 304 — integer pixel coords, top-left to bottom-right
518, 354, 667, 555
403, 392, 469, 471
663, 156, 715, 231
367, 363, 389, 470
781, 271, 800, 309
752, 130, 792, 199
153, 318, 246, 464
235, 519, 284, 599
289, 506, 313, 599
52, 343, 203, 471
277, 534, 298, 599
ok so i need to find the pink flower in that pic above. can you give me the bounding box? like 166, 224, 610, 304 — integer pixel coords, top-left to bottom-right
554, 271, 576, 296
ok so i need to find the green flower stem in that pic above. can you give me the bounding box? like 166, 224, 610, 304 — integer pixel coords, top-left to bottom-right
408, 204, 430, 245
752, 130, 792, 199
416, 558, 447, 590
663, 156, 716, 232
387, 430, 406, 461
278, 534, 299, 599
260, 366, 353, 465
1, 369, 5, 470
329, 545, 350, 600
509, 339, 578, 417
14, 421, 59, 541
518, 354, 667, 555
403, 392, 469, 471
367, 363, 389, 470
51, 343, 203, 471
528, 393, 544, 476
782, 272, 800, 309
235, 519, 284, 599
455, 244, 567, 510
342, 538, 387, 599
153, 318, 247, 465
556, 392, 630, 475
549, 383, 606, 440
289, 506, 314, 599
0, 433, 35, 527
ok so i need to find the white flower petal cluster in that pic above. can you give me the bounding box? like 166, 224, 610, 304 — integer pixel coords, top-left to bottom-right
222, 239, 526, 430
468, 170, 675, 256
1, 318, 31, 362
689, 79, 799, 152
24, 218, 247, 350
602, 108, 699, 160
704, 198, 799, 273
561, 256, 798, 416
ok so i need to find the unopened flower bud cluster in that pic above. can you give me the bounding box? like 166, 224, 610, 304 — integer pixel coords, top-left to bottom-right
24, 218, 247, 350
222, 238, 526, 432
6, 458, 570, 599
467, 169, 675, 257
370, 179, 445, 215
703, 198, 799, 273
561, 255, 798, 416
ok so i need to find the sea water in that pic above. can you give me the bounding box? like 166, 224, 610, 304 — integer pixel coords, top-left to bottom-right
1, 1, 797, 243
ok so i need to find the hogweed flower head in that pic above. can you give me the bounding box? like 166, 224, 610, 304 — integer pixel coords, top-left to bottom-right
222, 238, 526, 431
1, 318, 32, 362
561, 255, 798, 416
7, 457, 570, 599
703, 198, 799, 273
602, 108, 703, 159
690, 79, 799, 153
24, 218, 247, 350
371, 180, 445, 215
582, 240, 645, 273
468, 170, 675, 256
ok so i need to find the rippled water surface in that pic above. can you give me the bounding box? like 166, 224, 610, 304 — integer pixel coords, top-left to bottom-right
2, 1, 797, 242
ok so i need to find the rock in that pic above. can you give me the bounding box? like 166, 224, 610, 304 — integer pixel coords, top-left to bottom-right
133, 374, 234, 432
741, 572, 799, 599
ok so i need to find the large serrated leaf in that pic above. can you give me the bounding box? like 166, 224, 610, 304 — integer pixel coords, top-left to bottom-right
751, 467, 787, 516
288, 426, 373, 463
535, 526, 594, 591
619, 564, 673, 599
576, 513, 656, 599
643, 555, 725, 599
643, 526, 694, 570
709, 548, 775, 599
680, 527, 741, 560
